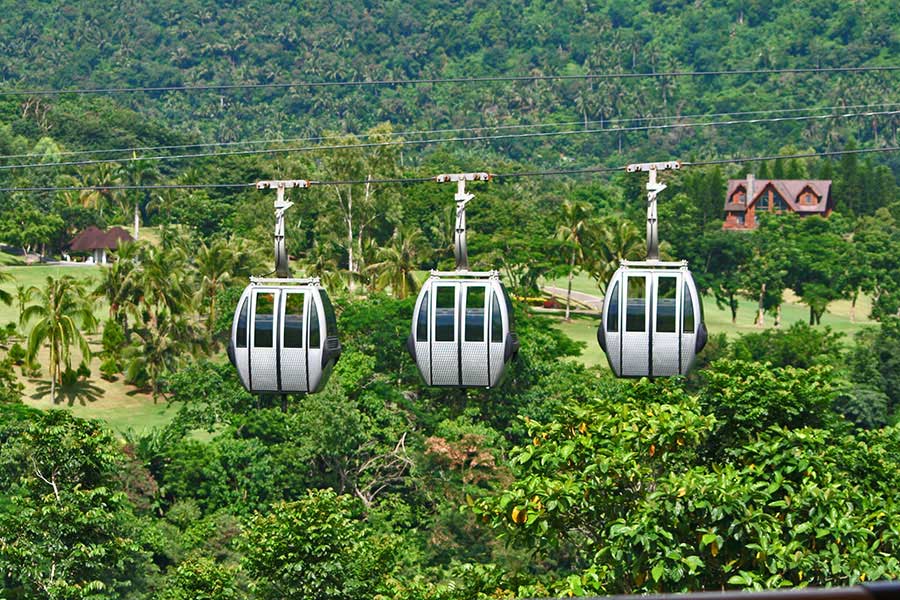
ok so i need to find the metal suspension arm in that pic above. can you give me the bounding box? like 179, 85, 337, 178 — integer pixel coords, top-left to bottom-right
257, 180, 311, 278
435, 172, 491, 271
626, 161, 680, 261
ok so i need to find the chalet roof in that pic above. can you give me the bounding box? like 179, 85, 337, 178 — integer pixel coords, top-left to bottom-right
724, 178, 832, 214
68, 226, 134, 252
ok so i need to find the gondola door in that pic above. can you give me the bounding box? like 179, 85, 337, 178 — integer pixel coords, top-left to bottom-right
250, 289, 279, 392
306, 293, 324, 391
461, 284, 489, 387
680, 278, 699, 373
652, 273, 681, 377
602, 278, 622, 375
622, 273, 650, 377
431, 283, 459, 386
488, 287, 506, 386
279, 290, 309, 392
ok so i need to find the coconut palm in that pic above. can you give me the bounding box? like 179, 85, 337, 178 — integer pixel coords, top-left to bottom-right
195, 237, 241, 328
587, 218, 645, 292
368, 226, 427, 299
23, 276, 97, 404
125, 312, 201, 400
93, 254, 138, 330
555, 200, 593, 321
0, 269, 12, 307
13, 284, 34, 327
117, 154, 159, 240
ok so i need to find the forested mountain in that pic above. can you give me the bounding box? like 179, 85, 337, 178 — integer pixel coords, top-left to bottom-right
1, 0, 899, 167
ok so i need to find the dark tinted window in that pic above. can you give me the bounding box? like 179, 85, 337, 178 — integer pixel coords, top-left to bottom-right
626, 277, 647, 332
465, 286, 486, 342
501, 284, 515, 331
283, 293, 304, 348
435, 286, 455, 342
491, 293, 503, 342
236, 297, 249, 348
416, 291, 429, 341
309, 300, 321, 348
254, 293, 275, 347
656, 277, 677, 333
320, 291, 338, 334
683, 282, 695, 333
606, 280, 619, 333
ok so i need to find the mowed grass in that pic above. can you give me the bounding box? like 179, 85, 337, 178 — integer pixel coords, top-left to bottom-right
543, 272, 877, 368
15, 338, 176, 435
1, 253, 172, 434
0, 263, 107, 327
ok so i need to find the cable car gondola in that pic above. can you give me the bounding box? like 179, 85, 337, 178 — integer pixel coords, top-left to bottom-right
228, 180, 341, 394
407, 173, 519, 388
597, 162, 707, 377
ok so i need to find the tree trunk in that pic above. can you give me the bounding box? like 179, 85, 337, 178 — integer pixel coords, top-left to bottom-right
756, 283, 766, 327
775, 304, 781, 328
346, 187, 355, 293
133, 199, 140, 240
565, 250, 575, 321
850, 289, 858, 322
809, 305, 815, 325
729, 292, 738, 324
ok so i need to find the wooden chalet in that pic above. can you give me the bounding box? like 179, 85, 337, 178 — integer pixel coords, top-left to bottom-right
723, 174, 834, 230
68, 226, 133, 264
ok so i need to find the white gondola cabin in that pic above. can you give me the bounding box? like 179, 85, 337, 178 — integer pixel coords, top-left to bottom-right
408, 271, 518, 388
596, 161, 708, 377
229, 277, 341, 394
598, 261, 707, 377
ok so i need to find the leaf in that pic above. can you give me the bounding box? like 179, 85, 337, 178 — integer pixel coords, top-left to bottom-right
652, 564, 665, 582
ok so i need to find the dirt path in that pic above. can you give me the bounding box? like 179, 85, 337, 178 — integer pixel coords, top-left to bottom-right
542, 285, 604, 312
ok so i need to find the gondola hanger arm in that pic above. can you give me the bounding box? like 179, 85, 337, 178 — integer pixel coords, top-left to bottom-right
256, 179, 313, 278
625, 161, 681, 261
435, 172, 492, 271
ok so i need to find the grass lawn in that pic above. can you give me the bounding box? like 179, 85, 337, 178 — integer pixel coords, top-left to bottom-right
0, 262, 107, 326
2, 252, 170, 434
15, 336, 176, 435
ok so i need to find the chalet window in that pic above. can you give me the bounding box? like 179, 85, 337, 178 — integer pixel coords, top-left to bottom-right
757, 193, 769, 210
736, 214, 745, 225
772, 190, 788, 211
732, 189, 746, 204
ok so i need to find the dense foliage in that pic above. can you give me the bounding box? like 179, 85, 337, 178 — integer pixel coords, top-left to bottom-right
2, 1, 900, 597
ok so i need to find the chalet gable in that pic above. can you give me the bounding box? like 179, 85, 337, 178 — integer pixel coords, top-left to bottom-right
723, 175, 833, 230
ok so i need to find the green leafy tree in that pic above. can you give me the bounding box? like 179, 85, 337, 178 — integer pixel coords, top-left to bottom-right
0, 408, 154, 598
23, 276, 97, 404
240, 489, 399, 600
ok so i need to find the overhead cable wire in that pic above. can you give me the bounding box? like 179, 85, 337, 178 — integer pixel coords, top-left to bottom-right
3, 101, 899, 161
1, 146, 898, 192
2, 65, 900, 97
2, 109, 898, 172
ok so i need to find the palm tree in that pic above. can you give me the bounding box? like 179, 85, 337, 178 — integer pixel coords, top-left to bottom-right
368, 226, 427, 299
23, 276, 97, 404
194, 237, 237, 329
14, 284, 34, 328
125, 312, 201, 400
118, 155, 159, 240
555, 200, 592, 321
588, 218, 645, 291
93, 253, 138, 330
134, 243, 192, 330
0, 269, 12, 307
